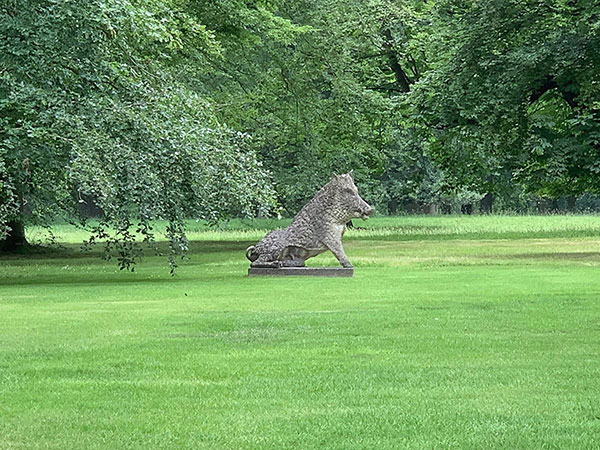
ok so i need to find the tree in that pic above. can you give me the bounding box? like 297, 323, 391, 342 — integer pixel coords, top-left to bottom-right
0, 0, 275, 268
186, 0, 439, 212
414, 0, 600, 198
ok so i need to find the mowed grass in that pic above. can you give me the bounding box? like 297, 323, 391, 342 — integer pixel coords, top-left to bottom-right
1, 215, 600, 449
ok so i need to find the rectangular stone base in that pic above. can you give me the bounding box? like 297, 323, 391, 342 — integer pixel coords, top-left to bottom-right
248, 267, 354, 277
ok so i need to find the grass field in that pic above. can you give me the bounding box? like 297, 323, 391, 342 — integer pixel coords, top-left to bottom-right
1, 215, 600, 449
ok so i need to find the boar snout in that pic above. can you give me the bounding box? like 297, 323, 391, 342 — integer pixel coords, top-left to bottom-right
358, 198, 374, 219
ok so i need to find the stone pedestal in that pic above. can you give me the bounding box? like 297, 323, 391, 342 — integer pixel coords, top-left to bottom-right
248, 267, 354, 277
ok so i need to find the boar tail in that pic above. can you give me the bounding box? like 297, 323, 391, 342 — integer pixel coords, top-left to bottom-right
245, 246, 258, 262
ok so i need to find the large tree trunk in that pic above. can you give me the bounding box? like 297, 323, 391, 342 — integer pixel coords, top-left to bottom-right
0, 220, 27, 252
382, 29, 412, 93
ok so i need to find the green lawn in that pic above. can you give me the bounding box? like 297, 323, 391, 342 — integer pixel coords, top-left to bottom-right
1, 216, 600, 449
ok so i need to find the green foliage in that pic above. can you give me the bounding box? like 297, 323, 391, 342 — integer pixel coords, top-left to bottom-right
194, 0, 436, 212
416, 0, 600, 196
2, 0, 600, 264
0, 0, 275, 268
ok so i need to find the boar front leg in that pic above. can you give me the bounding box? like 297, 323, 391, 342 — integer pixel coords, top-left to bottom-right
324, 239, 352, 268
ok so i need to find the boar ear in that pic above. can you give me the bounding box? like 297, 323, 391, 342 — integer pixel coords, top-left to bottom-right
348, 170, 354, 180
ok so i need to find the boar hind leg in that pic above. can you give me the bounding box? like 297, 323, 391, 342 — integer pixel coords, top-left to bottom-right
281, 246, 307, 267
281, 259, 305, 267
251, 254, 281, 268
324, 239, 352, 268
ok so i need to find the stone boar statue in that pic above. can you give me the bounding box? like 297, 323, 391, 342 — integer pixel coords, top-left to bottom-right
246, 171, 374, 268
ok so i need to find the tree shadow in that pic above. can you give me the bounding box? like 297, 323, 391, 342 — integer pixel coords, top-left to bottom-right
0, 241, 254, 287
498, 252, 600, 261
0, 240, 253, 261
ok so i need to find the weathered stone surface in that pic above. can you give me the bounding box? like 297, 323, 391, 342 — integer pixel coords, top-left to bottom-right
248, 267, 354, 277
245, 172, 373, 269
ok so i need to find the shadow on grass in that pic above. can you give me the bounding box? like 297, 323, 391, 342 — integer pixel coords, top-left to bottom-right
499, 252, 600, 261
0, 273, 182, 287
347, 230, 600, 241
0, 268, 254, 287
0, 241, 253, 287
0, 240, 252, 261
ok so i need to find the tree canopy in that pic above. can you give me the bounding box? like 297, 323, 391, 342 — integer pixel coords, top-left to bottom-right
1, 0, 599, 265
1, 0, 275, 268
416, 0, 600, 198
